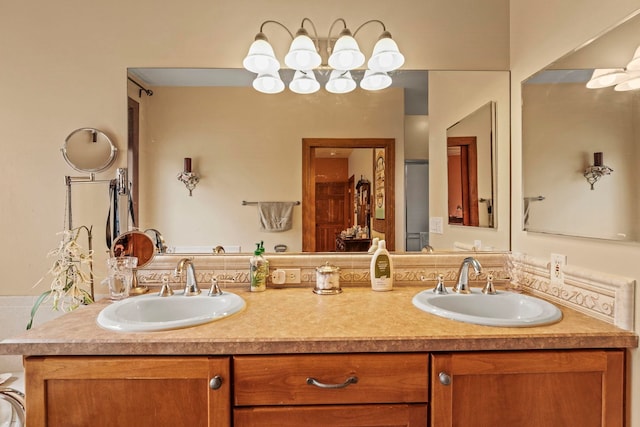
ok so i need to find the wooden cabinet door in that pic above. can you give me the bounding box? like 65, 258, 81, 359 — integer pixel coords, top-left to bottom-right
431, 350, 625, 427
25, 356, 230, 427
234, 404, 427, 427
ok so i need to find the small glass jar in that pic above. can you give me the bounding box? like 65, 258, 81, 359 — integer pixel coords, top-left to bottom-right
314, 262, 342, 295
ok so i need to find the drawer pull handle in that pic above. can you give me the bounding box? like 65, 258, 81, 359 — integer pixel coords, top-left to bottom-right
306, 376, 358, 389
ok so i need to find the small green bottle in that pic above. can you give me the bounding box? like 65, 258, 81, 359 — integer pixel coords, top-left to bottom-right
250, 243, 267, 292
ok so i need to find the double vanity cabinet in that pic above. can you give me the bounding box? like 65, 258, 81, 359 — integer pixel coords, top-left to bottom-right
24, 349, 625, 426
3, 286, 637, 426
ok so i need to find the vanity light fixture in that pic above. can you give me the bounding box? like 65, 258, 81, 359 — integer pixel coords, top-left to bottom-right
243, 18, 404, 94
586, 46, 640, 91
177, 157, 199, 196
583, 152, 613, 190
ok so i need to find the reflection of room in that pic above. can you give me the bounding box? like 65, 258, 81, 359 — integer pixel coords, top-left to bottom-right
134, 83, 406, 252
314, 148, 373, 252
446, 102, 494, 228
522, 81, 639, 241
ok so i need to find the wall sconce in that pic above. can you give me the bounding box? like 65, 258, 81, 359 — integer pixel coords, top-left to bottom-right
243, 18, 404, 94
177, 157, 199, 196
583, 152, 613, 190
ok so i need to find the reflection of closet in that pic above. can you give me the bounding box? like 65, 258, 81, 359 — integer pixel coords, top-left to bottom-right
355, 177, 371, 236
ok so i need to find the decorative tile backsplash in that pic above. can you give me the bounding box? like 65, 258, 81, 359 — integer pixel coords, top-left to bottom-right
138, 252, 510, 289
140, 251, 635, 331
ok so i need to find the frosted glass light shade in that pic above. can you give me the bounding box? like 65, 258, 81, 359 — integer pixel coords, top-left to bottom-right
252, 72, 285, 94
586, 68, 627, 89
625, 46, 640, 70
360, 70, 392, 91
243, 38, 280, 74
289, 70, 320, 94
614, 73, 640, 91
325, 70, 356, 94
328, 35, 365, 70
368, 35, 404, 72
285, 34, 321, 70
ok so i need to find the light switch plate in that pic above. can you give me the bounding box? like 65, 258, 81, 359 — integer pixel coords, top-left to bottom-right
429, 217, 443, 234
550, 253, 566, 286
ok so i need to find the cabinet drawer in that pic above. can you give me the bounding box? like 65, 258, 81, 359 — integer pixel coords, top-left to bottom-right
233, 353, 428, 406
234, 404, 427, 426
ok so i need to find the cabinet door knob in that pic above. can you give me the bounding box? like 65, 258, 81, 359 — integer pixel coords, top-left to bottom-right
209, 375, 223, 390
306, 376, 358, 389
438, 372, 451, 386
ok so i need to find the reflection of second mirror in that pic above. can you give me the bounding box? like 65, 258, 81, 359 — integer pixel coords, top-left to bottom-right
446, 101, 496, 228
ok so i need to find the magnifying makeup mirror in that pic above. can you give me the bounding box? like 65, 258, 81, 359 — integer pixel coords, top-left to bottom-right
61, 127, 117, 173
111, 230, 156, 294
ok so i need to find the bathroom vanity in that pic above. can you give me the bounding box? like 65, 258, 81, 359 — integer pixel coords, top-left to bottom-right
2, 286, 636, 427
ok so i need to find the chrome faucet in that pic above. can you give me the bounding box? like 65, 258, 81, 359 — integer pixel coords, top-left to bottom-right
175, 258, 201, 296
453, 256, 482, 294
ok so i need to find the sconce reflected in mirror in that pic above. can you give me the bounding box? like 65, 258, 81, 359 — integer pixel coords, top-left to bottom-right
583, 152, 613, 190
177, 157, 200, 196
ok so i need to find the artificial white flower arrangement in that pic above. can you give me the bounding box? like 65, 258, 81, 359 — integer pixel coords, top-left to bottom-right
27, 226, 94, 329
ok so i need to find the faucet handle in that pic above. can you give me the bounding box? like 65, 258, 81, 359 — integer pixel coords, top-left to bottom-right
158, 275, 174, 297
208, 278, 223, 297
433, 274, 448, 294
482, 273, 497, 295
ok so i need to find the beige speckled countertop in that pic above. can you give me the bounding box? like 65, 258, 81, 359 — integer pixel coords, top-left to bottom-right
0, 286, 637, 356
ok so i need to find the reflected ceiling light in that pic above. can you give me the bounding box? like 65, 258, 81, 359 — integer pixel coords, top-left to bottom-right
614, 73, 640, 91
360, 70, 392, 90
326, 70, 357, 94
289, 70, 320, 94
252, 72, 285, 94
243, 18, 404, 94
585, 68, 627, 88
586, 45, 640, 91
625, 46, 640, 70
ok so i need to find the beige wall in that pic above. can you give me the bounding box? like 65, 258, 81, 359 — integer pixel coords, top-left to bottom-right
0, 0, 509, 296
139, 86, 403, 252
510, 1, 640, 424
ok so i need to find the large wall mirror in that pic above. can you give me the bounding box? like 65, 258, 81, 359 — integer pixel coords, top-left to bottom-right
522, 11, 640, 243
128, 68, 509, 253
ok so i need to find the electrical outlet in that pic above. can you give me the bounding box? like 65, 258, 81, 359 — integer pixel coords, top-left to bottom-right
283, 268, 301, 284
550, 253, 566, 286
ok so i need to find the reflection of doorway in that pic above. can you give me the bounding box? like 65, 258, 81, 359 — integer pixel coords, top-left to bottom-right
447, 137, 479, 226
302, 138, 395, 252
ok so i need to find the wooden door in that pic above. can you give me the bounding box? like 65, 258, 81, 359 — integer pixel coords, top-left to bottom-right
431, 350, 625, 427
315, 181, 350, 251
25, 356, 231, 427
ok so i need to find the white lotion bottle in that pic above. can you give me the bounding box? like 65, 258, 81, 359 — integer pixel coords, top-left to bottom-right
370, 239, 393, 291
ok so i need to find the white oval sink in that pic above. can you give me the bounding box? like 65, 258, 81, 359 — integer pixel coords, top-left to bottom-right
412, 289, 562, 327
97, 292, 246, 332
